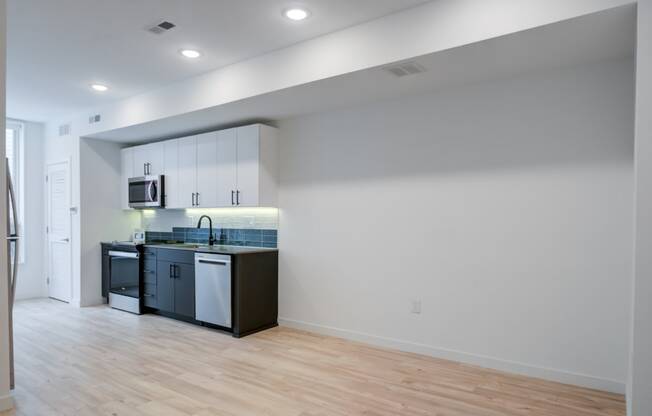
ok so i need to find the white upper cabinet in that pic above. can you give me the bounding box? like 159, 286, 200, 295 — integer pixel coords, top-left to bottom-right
163, 139, 180, 209
133, 142, 164, 176
122, 124, 279, 209
195, 132, 219, 208
120, 147, 134, 210
236, 125, 262, 207
215, 125, 279, 207
177, 136, 198, 208
216, 128, 237, 207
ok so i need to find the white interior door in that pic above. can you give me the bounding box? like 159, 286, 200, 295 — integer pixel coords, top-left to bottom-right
47, 161, 72, 302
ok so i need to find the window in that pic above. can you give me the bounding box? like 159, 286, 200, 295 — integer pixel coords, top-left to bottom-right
6, 121, 25, 263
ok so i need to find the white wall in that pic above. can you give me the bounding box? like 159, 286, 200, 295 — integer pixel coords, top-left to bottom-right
0, 0, 12, 410
277, 59, 635, 393
79, 138, 139, 306
629, 0, 652, 414
13, 120, 45, 300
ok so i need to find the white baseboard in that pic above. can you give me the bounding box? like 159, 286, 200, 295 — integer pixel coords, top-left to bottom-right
278, 317, 625, 394
0, 394, 14, 412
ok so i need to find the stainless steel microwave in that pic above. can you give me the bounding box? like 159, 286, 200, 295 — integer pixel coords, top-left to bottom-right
128, 175, 164, 208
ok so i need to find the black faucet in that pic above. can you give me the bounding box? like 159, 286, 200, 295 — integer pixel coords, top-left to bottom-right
197, 215, 215, 246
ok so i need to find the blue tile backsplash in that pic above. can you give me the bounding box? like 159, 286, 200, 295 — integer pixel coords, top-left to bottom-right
145, 227, 277, 248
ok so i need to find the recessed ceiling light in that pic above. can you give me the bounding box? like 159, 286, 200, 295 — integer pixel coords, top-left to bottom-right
91, 84, 108, 92
180, 49, 201, 59
284, 8, 309, 21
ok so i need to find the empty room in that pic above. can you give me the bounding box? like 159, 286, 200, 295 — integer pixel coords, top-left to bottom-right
1, 0, 652, 415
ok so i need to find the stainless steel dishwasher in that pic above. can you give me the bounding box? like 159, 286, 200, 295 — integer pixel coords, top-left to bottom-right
195, 253, 232, 328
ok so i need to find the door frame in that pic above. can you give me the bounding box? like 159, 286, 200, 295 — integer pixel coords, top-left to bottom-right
46, 159, 72, 303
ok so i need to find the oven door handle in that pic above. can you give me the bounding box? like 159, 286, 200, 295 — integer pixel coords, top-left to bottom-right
108, 251, 139, 259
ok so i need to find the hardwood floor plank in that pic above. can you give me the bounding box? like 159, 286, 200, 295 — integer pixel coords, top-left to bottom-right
0, 299, 625, 416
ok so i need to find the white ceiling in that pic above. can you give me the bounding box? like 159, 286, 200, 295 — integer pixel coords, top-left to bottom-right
88, 4, 636, 144
7, 0, 429, 122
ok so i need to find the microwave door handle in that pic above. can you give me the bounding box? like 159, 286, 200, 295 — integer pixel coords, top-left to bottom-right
147, 181, 156, 203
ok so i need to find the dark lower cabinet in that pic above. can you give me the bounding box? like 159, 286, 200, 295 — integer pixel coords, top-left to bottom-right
103, 245, 278, 338
156, 260, 174, 313
101, 248, 110, 299
155, 249, 195, 319
173, 262, 195, 318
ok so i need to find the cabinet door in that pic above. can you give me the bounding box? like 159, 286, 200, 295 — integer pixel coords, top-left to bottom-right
146, 142, 165, 176
133, 143, 164, 176
156, 260, 174, 313
120, 148, 134, 210
133, 145, 150, 176
177, 136, 197, 208
163, 139, 180, 208
174, 263, 195, 318
216, 128, 237, 207
236, 125, 260, 207
195, 132, 218, 208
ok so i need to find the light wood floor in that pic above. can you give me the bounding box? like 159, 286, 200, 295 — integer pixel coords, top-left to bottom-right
1, 299, 624, 416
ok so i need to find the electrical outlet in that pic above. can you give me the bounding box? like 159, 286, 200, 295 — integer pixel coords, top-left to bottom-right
410, 300, 422, 314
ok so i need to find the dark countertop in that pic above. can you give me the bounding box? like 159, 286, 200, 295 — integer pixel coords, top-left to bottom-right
144, 243, 278, 255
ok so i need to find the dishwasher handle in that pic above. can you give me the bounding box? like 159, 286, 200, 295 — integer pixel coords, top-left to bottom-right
197, 259, 230, 265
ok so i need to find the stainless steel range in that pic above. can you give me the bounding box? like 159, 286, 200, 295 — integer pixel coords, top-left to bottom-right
107, 241, 143, 314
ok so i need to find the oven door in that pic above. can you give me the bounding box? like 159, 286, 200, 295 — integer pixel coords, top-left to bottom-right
129, 176, 163, 208
109, 250, 141, 297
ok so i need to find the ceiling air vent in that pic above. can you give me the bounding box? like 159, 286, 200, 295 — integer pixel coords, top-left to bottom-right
383, 61, 427, 78
58, 123, 71, 137
146, 20, 176, 35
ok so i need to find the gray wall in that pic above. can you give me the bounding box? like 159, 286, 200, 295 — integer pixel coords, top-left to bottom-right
0, 0, 12, 410
629, 0, 652, 414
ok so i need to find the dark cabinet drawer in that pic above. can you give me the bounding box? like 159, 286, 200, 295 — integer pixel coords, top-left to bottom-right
156, 248, 194, 265
143, 269, 157, 284
144, 283, 158, 307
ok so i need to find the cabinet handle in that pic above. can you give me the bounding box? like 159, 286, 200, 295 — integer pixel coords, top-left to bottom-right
196, 193, 200, 207
169, 264, 173, 278
236, 190, 240, 205
191, 193, 196, 206
231, 190, 235, 205
174, 264, 179, 279
147, 163, 150, 175
143, 163, 147, 176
